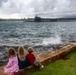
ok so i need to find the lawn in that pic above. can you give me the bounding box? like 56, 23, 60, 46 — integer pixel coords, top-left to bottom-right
29, 50, 76, 75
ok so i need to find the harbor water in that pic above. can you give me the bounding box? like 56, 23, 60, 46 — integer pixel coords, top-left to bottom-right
0, 21, 76, 60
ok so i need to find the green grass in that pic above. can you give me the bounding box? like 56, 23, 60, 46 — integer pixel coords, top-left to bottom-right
29, 50, 76, 75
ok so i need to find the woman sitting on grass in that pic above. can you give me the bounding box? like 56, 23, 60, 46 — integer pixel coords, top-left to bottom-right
4, 48, 19, 75
26, 47, 44, 69
17, 46, 30, 69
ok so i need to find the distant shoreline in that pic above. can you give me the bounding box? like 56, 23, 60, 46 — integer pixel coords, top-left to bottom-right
0, 18, 76, 22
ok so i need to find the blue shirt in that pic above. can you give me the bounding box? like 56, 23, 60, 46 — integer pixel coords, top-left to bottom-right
17, 55, 30, 69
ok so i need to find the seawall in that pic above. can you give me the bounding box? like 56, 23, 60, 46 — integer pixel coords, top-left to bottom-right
0, 43, 76, 75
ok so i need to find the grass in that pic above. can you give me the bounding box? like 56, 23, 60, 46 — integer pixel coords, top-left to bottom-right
29, 50, 76, 75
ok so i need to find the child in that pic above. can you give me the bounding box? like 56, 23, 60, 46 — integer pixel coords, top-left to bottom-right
4, 48, 19, 75
26, 47, 44, 69
17, 46, 30, 69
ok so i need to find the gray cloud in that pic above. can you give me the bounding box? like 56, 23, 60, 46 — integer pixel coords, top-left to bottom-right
0, 0, 76, 18
0, 0, 8, 6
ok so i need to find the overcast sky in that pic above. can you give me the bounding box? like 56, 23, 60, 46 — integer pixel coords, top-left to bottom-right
0, 0, 76, 18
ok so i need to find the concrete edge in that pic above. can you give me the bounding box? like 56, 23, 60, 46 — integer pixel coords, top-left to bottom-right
14, 43, 76, 75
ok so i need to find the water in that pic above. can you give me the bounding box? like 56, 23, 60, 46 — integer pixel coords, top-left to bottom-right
0, 21, 76, 60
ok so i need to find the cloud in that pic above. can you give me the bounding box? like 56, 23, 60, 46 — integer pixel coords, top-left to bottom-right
0, 0, 8, 7
0, 0, 76, 18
